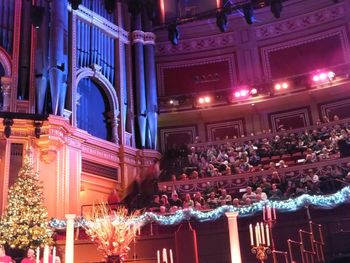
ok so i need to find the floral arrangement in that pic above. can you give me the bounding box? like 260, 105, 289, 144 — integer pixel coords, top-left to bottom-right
83, 203, 142, 260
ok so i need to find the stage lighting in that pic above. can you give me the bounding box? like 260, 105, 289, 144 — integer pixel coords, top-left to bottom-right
216, 10, 228, 32
251, 88, 258, 95
70, 0, 82, 10
243, 4, 254, 25
270, 0, 282, 18
30, 5, 44, 29
312, 71, 336, 83
168, 23, 179, 45
274, 82, 289, 91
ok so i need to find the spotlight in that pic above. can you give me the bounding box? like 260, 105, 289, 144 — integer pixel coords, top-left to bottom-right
270, 0, 282, 18
168, 23, 179, 45
216, 10, 228, 32
30, 5, 44, 29
251, 88, 258, 95
243, 4, 254, 25
105, 0, 116, 14
234, 91, 241, 98
3, 118, 13, 138
70, 0, 82, 10
169, 100, 174, 104
204, 96, 211, 103
312, 71, 336, 83
274, 82, 289, 91
198, 97, 204, 104
328, 71, 335, 80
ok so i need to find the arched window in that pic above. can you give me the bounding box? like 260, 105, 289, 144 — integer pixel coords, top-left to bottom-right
76, 78, 112, 141
0, 63, 5, 109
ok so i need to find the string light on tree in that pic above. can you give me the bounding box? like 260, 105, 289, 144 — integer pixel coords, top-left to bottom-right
0, 157, 53, 249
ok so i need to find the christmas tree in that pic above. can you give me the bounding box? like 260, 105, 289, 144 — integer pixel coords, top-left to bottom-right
0, 157, 53, 249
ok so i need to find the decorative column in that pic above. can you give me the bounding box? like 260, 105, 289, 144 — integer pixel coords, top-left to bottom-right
143, 13, 158, 150
107, 111, 120, 144
65, 214, 76, 263
225, 212, 242, 263
0, 77, 12, 111
130, 3, 147, 148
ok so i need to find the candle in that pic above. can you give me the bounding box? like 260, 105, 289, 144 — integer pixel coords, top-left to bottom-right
52, 247, 56, 263
267, 206, 272, 221
260, 223, 265, 245
266, 224, 270, 246
263, 206, 266, 221
169, 249, 174, 263
138, 224, 141, 236
43, 245, 49, 263
36, 247, 40, 263
249, 224, 254, 246
157, 250, 160, 263
162, 248, 168, 263
273, 206, 276, 220
255, 225, 260, 246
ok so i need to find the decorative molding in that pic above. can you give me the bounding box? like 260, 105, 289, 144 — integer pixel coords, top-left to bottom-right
0, 47, 12, 76
268, 107, 312, 132
156, 32, 237, 55
261, 26, 350, 80
205, 119, 246, 141
69, 4, 129, 44
255, 3, 346, 40
131, 30, 156, 45
157, 54, 236, 96
319, 97, 350, 119
159, 126, 197, 153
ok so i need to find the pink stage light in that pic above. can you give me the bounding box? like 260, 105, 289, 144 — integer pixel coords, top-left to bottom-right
240, 90, 249, 96
234, 91, 241, 98
198, 97, 204, 104
251, 88, 258, 95
312, 75, 320, 82
274, 84, 281, 90
282, 82, 288, 89
204, 96, 211, 103
319, 73, 327, 80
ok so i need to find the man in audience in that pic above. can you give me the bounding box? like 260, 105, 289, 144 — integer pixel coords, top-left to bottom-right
207, 191, 219, 209
255, 187, 268, 201
169, 193, 182, 208
242, 186, 256, 202
269, 183, 282, 200
218, 189, 232, 205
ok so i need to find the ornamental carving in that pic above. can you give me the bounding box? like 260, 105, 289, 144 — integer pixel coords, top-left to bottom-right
156, 33, 236, 55
255, 3, 345, 40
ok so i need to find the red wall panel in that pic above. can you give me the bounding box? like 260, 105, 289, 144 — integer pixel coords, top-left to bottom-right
268, 35, 345, 79
162, 60, 233, 96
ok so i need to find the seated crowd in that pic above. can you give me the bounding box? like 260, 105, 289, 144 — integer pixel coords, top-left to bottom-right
161, 115, 350, 182
149, 163, 350, 214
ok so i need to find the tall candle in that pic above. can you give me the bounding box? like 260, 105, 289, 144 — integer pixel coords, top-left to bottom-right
43, 245, 49, 263
52, 247, 56, 263
249, 224, 254, 246
273, 206, 277, 220
266, 224, 270, 246
157, 250, 160, 263
36, 247, 40, 263
267, 206, 272, 221
162, 248, 168, 263
169, 249, 174, 263
138, 224, 141, 236
260, 223, 265, 245
263, 206, 266, 221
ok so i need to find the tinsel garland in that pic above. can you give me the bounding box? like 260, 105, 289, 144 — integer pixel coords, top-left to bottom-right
50, 186, 350, 229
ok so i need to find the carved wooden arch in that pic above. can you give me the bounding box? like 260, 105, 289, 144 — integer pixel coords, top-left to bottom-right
0, 47, 12, 76
76, 66, 119, 116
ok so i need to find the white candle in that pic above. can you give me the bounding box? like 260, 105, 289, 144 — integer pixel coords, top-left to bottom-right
267, 206, 272, 221
162, 248, 168, 263
249, 224, 254, 246
266, 224, 270, 246
157, 250, 160, 263
138, 224, 141, 236
52, 247, 56, 263
43, 245, 49, 263
273, 206, 276, 220
36, 247, 40, 263
263, 206, 266, 221
255, 225, 260, 246
260, 223, 265, 245
169, 249, 174, 263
